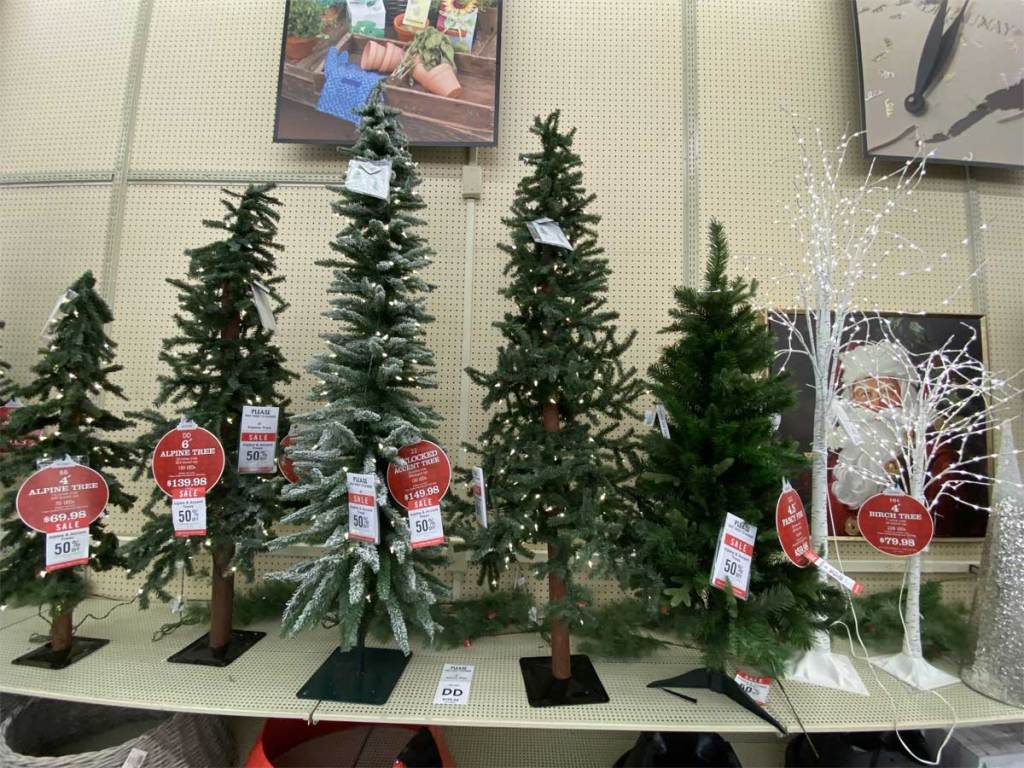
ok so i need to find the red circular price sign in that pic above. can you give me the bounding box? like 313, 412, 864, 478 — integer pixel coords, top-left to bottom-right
152, 422, 225, 499
386, 439, 451, 510
858, 492, 933, 557
279, 434, 299, 484
776, 485, 812, 567
16, 462, 109, 533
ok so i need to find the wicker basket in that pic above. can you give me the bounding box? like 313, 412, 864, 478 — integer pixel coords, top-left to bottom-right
0, 698, 235, 768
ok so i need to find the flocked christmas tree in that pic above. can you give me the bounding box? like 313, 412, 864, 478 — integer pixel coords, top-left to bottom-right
632, 222, 838, 684
267, 92, 447, 699
123, 184, 296, 662
0, 272, 135, 660
459, 111, 643, 705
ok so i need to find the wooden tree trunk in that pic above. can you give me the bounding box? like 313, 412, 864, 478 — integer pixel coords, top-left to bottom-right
209, 543, 235, 650
542, 402, 571, 681
50, 608, 73, 652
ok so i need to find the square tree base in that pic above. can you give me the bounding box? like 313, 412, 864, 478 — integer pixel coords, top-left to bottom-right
167, 629, 265, 667
519, 654, 610, 707
12, 636, 109, 670
297, 647, 410, 705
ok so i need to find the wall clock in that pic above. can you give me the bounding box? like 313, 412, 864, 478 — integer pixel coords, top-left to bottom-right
853, 0, 1023, 169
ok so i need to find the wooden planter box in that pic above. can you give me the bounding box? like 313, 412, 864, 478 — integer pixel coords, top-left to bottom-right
281, 31, 497, 144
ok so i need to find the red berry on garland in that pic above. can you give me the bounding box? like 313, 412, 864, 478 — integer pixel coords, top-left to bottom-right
463, 638, 472, 648
486, 610, 497, 620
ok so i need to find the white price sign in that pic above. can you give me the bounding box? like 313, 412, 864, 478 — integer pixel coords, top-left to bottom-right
45, 528, 90, 572
409, 504, 445, 549
526, 218, 573, 250
238, 405, 280, 474
172, 497, 207, 537
345, 158, 392, 201
734, 670, 771, 706
471, 466, 487, 528
655, 403, 671, 438
433, 663, 474, 705
710, 513, 756, 600
347, 472, 380, 544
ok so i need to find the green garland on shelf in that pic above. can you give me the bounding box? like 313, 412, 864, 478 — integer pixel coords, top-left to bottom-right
433, 589, 536, 647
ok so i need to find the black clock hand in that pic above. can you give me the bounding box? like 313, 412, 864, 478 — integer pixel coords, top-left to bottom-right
930, 2, 968, 87
905, 1, 969, 116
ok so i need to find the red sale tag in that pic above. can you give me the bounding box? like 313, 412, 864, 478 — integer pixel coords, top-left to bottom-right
16, 459, 109, 533
858, 491, 933, 557
776, 484, 812, 567
151, 420, 225, 499
279, 434, 299, 483
386, 439, 451, 510
734, 671, 772, 706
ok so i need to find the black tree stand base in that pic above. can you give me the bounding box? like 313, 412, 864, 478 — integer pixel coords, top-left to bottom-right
297, 647, 410, 705
167, 629, 265, 667
520, 654, 610, 707
648, 667, 786, 734
12, 636, 108, 670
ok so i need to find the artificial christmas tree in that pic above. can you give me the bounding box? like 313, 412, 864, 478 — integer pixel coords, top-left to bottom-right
459, 111, 643, 706
633, 222, 838, 728
0, 321, 15, 402
0, 272, 135, 667
267, 92, 448, 705
123, 184, 296, 665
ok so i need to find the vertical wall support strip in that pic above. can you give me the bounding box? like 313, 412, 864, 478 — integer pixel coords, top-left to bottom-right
682, 0, 701, 289
458, 147, 480, 462
963, 167, 988, 318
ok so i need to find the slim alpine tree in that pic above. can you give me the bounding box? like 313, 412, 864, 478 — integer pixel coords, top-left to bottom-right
632, 221, 838, 677
123, 184, 296, 658
0, 272, 135, 655
267, 93, 447, 666
459, 111, 643, 703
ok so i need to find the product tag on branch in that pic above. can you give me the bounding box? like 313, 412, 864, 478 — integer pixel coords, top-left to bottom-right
171, 497, 206, 538
526, 218, 573, 250
347, 472, 380, 544
41, 288, 78, 338
387, 440, 452, 510
710, 513, 756, 600
807, 552, 864, 596
734, 671, 771, 706
775, 481, 811, 567
655, 404, 671, 438
471, 466, 487, 528
279, 432, 299, 483
250, 282, 277, 333
433, 663, 474, 705
238, 405, 280, 474
858, 491, 933, 557
345, 158, 393, 201
45, 528, 90, 572
409, 504, 445, 548
16, 458, 108, 534
152, 419, 225, 500
643, 409, 655, 428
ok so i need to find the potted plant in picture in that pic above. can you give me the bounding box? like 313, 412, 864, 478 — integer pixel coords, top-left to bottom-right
392, 27, 462, 98
476, 0, 499, 38
285, 0, 325, 61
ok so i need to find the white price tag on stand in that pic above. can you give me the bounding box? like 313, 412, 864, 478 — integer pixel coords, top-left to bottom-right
171, 497, 207, 537
807, 552, 864, 595
409, 504, 445, 548
347, 472, 380, 544
345, 158, 392, 200
45, 528, 90, 572
238, 405, 280, 474
526, 218, 573, 250
710, 513, 756, 600
433, 663, 474, 705
471, 466, 487, 528
734, 671, 771, 706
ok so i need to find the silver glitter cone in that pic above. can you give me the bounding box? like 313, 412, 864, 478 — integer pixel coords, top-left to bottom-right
962, 422, 1024, 707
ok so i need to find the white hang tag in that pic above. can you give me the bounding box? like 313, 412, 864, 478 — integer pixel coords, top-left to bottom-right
471, 466, 488, 528
734, 671, 771, 706
807, 552, 864, 595
41, 289, 78, 338
171, 497, 207, 537
710, 513, 756, 600
643, 409, 655, 428
527, 605, 539, 625
432, 663, 474, 705
347, 472, 380, 544
250, 282, 277, 333
409, 504, 445, 548
121, 747, 148, 768
170, 595, 186, 614
45, 528, 90, 572
345, 158, 393, 201
655, 403, 671, 438
238, 405, 280, 474
833, 401, 862, 446
526, 218, 573, 250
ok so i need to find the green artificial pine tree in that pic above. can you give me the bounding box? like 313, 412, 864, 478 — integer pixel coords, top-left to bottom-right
123, 184, 296, 660
459, 111, 643, 704
0, 272, 135, 658
0, 321, 15, 402
633, 221, 839, 680
267, 92, 448, 694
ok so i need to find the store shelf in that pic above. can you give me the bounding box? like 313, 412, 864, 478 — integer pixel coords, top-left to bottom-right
1, 599, 1022, 735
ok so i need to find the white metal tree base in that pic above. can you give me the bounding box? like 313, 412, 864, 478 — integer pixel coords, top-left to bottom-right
870, 652, 959, 691
785, 650, 869, 695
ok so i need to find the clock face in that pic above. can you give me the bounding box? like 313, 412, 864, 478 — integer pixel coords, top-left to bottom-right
854, 0, 1024, 168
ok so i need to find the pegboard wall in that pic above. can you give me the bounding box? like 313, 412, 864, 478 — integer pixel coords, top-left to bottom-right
1, 1, 1020, 607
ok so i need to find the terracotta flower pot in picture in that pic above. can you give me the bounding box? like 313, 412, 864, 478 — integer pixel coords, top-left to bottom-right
285, 35, 317, 62
378, 43, 404, 74
393, 13, 416, 41
423, 62, 462, 98
361, 40, 385, 71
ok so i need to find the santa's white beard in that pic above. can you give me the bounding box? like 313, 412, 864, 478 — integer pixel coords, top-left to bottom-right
831, 405, 905, 508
